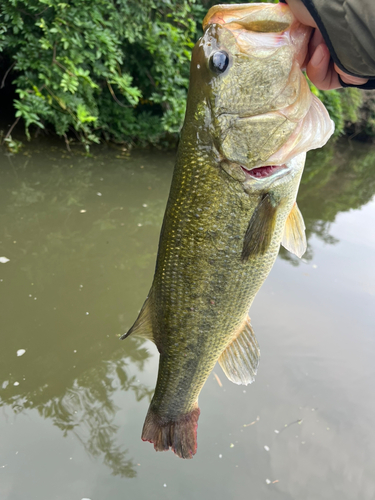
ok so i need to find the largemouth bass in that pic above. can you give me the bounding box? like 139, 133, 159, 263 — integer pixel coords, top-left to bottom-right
122, 3, 334, 459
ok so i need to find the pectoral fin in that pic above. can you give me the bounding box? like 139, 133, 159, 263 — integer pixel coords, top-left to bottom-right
241, 193, 278, 262
120, 293, 154, 342
281, 202, 307, 258
218, 316, 260, 386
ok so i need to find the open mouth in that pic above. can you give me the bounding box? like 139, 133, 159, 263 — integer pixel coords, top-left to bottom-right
241, 164, 287, 179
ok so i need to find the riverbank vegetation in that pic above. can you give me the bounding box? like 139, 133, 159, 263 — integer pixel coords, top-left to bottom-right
0, 0, 373, 150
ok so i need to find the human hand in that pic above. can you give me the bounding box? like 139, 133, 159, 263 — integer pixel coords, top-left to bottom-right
285, 0, 368, 90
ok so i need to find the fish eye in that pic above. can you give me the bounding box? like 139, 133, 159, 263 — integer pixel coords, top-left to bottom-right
209, 51, 229, 74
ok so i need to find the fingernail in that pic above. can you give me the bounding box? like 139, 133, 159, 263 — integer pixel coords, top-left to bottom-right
310, 45, 325, 67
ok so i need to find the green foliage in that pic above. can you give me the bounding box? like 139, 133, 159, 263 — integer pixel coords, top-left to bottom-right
0, 0, 367, 148
0, 0, 201, 147
3, 135, 23, 154
349, 90, 375, 138
340, 87, 362, 123
309, 82, 363, 137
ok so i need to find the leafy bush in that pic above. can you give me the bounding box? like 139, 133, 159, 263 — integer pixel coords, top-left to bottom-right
0, 0, 366, 149
346, 90, 375, 139
0, 0, 205, 148
309, 83, 364, 137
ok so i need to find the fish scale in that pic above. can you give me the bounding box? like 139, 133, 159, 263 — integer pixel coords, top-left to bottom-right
145, 141, 299, 417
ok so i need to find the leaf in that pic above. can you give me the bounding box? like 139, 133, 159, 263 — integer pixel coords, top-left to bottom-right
76, 104, 97, 124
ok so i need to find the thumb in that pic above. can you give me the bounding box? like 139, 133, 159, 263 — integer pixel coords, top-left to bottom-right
306, 43, 340, 90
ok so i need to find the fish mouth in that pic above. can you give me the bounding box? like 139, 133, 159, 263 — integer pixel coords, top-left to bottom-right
241, 164, 288, 179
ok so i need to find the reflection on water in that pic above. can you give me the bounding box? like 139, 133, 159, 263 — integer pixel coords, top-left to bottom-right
0, 139, 375, 498
280, 143, 375, 264
0, 143, 173, 481
2, 337, 151, 478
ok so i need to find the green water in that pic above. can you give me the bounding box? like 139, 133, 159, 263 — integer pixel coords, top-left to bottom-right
1, 139, 375, 500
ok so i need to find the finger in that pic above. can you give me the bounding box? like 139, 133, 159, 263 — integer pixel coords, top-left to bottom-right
286, 0, 317, 27
308, 28, 325, 57
333, 63, 368, 86
301, 28, 324, 70
306, 43, 341, 90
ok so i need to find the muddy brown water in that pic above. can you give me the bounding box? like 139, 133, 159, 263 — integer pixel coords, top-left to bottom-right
1, 139, 375, 500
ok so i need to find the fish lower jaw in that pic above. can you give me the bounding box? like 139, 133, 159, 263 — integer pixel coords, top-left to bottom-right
241, 163, 288, 180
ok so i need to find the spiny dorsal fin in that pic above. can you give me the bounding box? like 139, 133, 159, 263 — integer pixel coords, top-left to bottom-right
218, 316, 260, 386
241, 193, 278, 262
120, 294, 154, 342
281, 202, 307, 258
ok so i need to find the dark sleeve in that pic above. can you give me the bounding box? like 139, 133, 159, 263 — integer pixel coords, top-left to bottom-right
281, 0, 375, 89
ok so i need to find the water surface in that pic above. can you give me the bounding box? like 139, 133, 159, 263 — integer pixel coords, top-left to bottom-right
1, 139, 375, 500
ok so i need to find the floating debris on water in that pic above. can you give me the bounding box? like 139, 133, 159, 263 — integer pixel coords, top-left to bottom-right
163, 484, 167, 488
13, 382, 19, 386
266, 478, 280, 485
213, 372, 222, 387
142, 204, 148, 208
97, 192, 102, 196
264, 445, 270, 451
0, 257, 10, 264
80, 209, 87, 213
219, 454, 222, 458
279, 418, 303, 433
274, 429, 279, 434
16, 349, 26, 357
243, 416, 260, 427
230, 443, 234, 448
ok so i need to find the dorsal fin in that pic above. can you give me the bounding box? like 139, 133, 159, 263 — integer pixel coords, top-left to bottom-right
241, 193, 278, 262
281, 202, 307, 258
218, 315, 260, 386
120, 294, 154, 342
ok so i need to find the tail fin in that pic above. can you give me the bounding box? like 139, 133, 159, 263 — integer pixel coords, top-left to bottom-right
141, 406, 200, 459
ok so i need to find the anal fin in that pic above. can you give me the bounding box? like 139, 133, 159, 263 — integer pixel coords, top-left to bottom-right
281, 202, 307, 258
218, 316, 260, 386
120, 293, 154, 342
